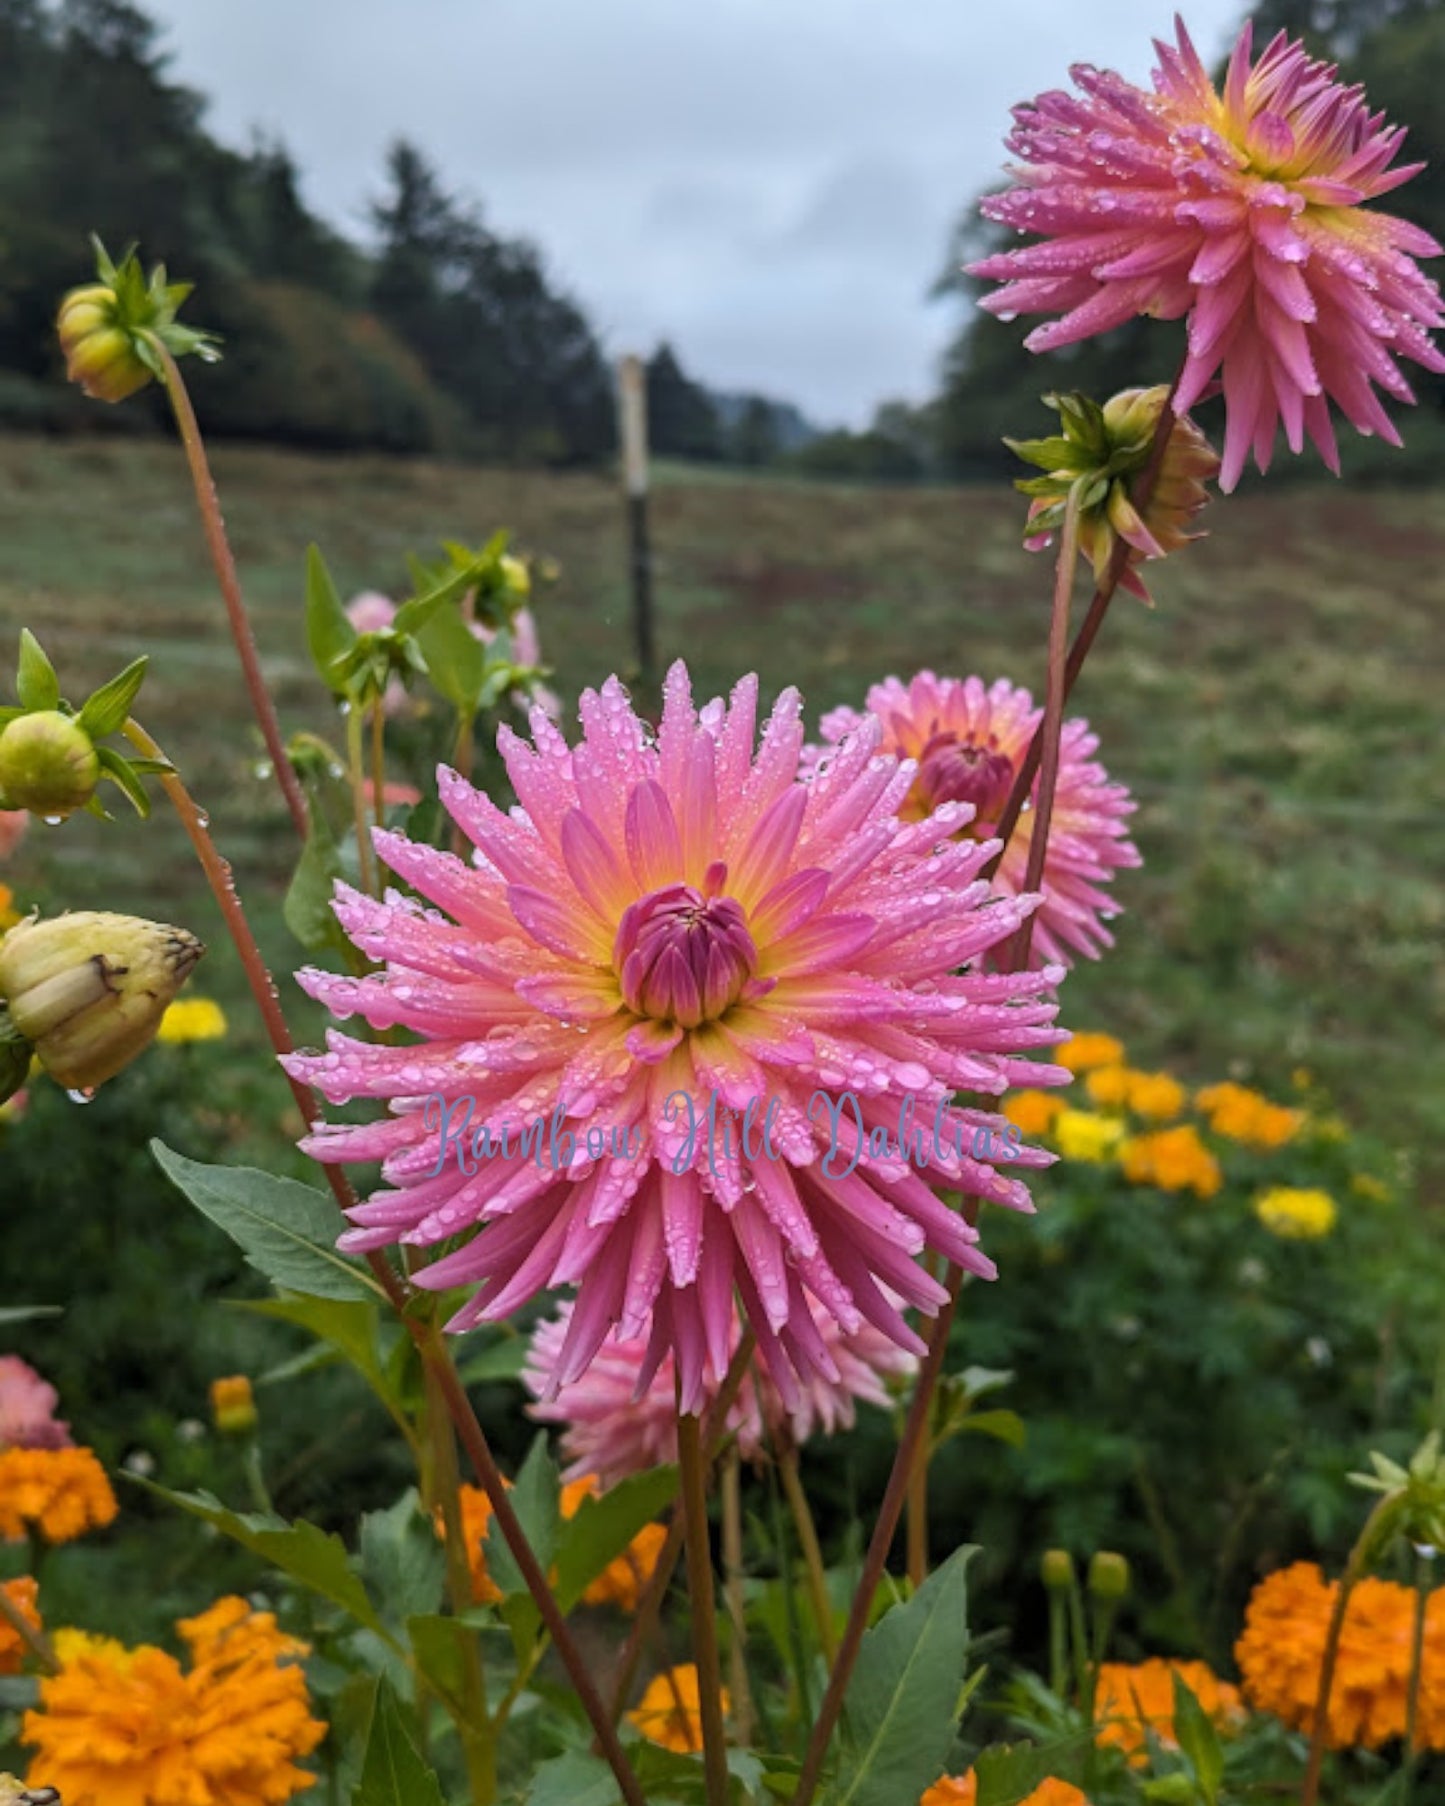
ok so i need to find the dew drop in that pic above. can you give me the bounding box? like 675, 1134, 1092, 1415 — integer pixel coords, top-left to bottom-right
43, 815, 63, 827
66, 1086, 96, 1105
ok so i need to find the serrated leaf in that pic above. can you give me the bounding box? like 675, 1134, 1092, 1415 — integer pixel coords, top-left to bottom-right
306, 545, 358, 694
554, 1466, 678, 1611
832, 1546, 973, 1806
95, 744, 151, 818
283, 798, 347, 952
1171, 1672, 1223, 1805
484, 1432, 560, 1599
973, 1733, 1094, 1806
15, 630, 59, 711
133, 1480, 385, 1635
392, 563, 476, 640
360, 1490, 446, 1628
151, 1142, 383, 1302
77, 656, 148, 737
353, 1676, 446, 1806
241, 1294, 399, 1413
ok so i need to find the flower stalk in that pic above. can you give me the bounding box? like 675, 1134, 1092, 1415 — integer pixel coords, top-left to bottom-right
777, 1434, 837, 1663
0, 1583, 57, 1676
678, 1407, 730, 1806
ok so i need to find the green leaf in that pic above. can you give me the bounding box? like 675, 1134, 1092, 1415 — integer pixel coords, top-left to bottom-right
832, 1545, 974, 1806
243, 1293, 389, 1390
77, 656, 148, 737
958, 1409, 1026, 1449
554, 1465, 678, 1611
0, 1305, 61, 1325
413, 598, 487, 714
1171, 1672, 1223, 1805
283, 796, 347, 952
306, 545, 358, 693
134, 1481, 386, 1635
525, 1751, 621, 1806
151, 1142, 384, 1302
405, 1612, 483, 1715
484, 1432, 560, 1598
973, 1734, 1094, 1806
95, 745, 151, 818
353, 1676, 446, 1806
15, 630, 59, 711
359, 1490, 446, 1628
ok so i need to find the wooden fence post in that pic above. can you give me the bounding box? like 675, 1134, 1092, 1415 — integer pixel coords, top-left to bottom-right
616, 354, 656, 700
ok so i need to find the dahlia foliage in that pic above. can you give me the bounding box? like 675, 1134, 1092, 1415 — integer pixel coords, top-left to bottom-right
815, 673, 1138, 966
289, 662, 1066, 1409
970, 17, 1444, 489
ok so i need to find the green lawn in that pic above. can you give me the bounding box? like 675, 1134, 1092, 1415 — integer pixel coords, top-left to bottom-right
2, 430, 1442, 1175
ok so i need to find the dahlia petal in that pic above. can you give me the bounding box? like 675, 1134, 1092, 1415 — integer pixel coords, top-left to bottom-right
625, 781, 684, 892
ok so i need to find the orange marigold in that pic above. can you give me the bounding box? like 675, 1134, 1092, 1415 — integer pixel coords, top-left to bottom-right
560, 1476, 667, 1610
1006, 1088, 1066, 1138
1095, 1658, 1245, 1763
1086, 1067, 1185, 1121
627, 1663, 730, 1753
447, 1483, 506, 1606
921, 1777, 1087, 1806
1195, 1082, 1302, 1151
0, 1446, 117, 1543
22, 1595, 325, 1805
1056, 1033, 1125, 1074
1236, 1561, 1445, 1750
1118, 1125, 1222, 1199
0, 1579, 41, 1675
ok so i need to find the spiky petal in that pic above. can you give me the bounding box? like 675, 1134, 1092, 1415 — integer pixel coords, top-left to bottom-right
968, 16, 1445, 490
285, 662, 1066, 1408
814, 673, 1139, 967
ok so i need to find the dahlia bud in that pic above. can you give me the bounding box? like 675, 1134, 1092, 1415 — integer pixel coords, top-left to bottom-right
615, 881, 761, 1028
0, 711, 100, 818
499, 553, 532, 602
1008, 387, 1219, 604
55, 237, 219, 406
0, 911, 204, 1091
1088, 1550, 1131, 1601
1040, 1548, 1076, 1592
210, 1375, 258, 1437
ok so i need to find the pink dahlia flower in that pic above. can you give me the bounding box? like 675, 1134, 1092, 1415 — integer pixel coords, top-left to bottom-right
814, 674, 1139, 967
0, 1356, 72, 1451
968, 17, 1444, 491
524, 1297, 915, 1485
347, 591, 561, 722
286, 663, 1065, 1408
0, 811, 27, 861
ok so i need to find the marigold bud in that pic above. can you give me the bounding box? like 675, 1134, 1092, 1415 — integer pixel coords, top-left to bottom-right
0, 712, 100, 817
0, 911, 204, 1091
210, 1375, 258, 1437
1041, 1548, 1076, 1592
1088, 1550, 1131, 1600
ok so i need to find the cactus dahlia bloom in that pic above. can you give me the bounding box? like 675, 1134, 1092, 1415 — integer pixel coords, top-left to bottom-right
814, 674, 1138, 967
523, 1298, 914, 1485
287, 663, 1065, 1410
0, 1358, 71, 1452
969, 17, 1445, 491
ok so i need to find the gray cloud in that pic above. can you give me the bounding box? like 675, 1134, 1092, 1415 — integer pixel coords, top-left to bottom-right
149, 0, 1247, 424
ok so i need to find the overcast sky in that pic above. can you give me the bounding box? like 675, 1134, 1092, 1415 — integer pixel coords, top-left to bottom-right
147, 0, 1246, 427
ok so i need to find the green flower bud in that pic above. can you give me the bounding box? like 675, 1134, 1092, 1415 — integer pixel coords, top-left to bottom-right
0, 911, 204, 1091
1088, 1550, 1131, 1600
0, 711, 100, 817
1041, 1548, 1076, 1592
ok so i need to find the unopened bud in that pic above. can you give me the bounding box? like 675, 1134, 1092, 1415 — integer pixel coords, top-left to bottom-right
0, 711, 100, 817
210, 1374, 258, 1437
1041, 1548, 1076, 1592
1088, 1550, 1131, 1600
0, 911, 204, 1090
57, 283, 153, 403
500, 554, 531, 601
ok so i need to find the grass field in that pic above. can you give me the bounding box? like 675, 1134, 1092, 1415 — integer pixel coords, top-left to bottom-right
2, 430, 1443, 1176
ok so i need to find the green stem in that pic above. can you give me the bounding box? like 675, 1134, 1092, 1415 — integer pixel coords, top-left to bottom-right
1047, 1588, 1068, 1700
346, 700, 376, 896
147, 337, 309, 842
721, 1448, 756, 1748
1301, 1497, 1396, 1806
242, 1436, 273, 1516
370, 702, 390, 887
678, 1409, 730, 1806
777, 1435, 838, 1663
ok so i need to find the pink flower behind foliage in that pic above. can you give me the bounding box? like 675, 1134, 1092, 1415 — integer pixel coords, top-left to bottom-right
286, 662, 1066, 1409
0, 811, 27, 860
0, 1357, 72, 1451
346, 591, 561, 721
524, 1299, 915, 1485
814, 674, 1139, 968
969, 17, 1444, 491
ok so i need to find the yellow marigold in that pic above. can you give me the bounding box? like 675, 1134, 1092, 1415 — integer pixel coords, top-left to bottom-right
22, 1595, 325, 1805
1350, 1173, 1391, 1205
1054, 1110, 1125, 1164
0, 1579, 41, 1675
1195, 1082, 1302, 1150
1006, 1089, 1066, 1138
1056, 1033, 1125, 1074
921, 1777, 1088, 1806
1095, 1658, 1245, 1764
560, 1476, 667, 1610
1085, 1067, 1185, 1121
1254, 1187, 1336, 1240
156, 996, 228, 1044
1236, 1562, 1445, 1751
1119, 1125, 1222, 1199
0, 1446, 117, 1543
627, 1663, 730, 1753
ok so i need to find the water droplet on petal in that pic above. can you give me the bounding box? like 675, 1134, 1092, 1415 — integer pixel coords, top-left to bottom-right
66, 1086, 96, 1105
